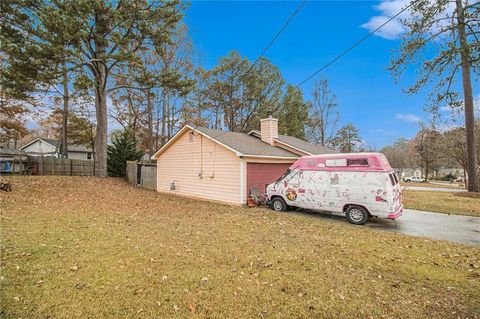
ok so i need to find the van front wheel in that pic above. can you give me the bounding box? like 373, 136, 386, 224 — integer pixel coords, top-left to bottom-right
271, 197, 287, 212
345, 206, 369, 225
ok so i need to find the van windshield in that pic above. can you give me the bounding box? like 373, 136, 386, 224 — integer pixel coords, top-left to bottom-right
275, 168, 291, 182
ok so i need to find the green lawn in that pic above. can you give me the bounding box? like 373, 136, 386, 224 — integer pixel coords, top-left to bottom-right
1, 176, 479, 318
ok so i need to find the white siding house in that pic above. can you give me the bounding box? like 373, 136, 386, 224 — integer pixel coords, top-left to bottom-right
19, 138, 93, 160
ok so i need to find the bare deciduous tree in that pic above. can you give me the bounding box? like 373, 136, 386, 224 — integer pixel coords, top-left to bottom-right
306, 78, 339, 147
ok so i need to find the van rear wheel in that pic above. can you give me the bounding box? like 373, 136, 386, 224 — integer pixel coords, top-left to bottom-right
345, 206, 369, 225
271, 197, 287, 212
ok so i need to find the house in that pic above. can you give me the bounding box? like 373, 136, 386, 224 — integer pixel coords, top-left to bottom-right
151, 115, 336, 205
19, 138, 94, 160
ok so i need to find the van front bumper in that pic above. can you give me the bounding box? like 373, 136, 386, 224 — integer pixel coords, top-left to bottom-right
387, 204, 404, 220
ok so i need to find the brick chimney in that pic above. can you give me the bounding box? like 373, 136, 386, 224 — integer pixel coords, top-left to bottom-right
260, 113, 278, 146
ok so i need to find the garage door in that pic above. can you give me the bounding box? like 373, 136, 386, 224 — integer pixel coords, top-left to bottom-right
246, 163, 292, 196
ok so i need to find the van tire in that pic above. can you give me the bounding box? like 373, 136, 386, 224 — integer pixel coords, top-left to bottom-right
271, 197, 287, 212
345, 206, 369, 225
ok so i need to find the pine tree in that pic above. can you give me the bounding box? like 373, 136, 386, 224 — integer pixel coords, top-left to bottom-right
330, 123, 362, 153
278, 85, 309, 139
107, 130, 143, 178
1, 0, 183, 178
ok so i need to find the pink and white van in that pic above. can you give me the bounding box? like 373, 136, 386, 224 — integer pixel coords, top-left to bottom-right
266, 153, 404, 225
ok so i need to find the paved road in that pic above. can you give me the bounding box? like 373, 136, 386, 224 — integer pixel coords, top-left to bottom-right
290, 209, 480, 246
405, 186, 466, 192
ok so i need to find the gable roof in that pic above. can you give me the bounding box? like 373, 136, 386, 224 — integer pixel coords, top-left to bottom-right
152, 125, 337, 160
152, 125, 298, 159
20, 138, 92, 153
248, 130, 337, 155
195, 127, 298, 158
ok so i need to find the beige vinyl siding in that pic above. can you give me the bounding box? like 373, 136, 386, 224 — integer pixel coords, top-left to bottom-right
242, 156, 297, 203
156, 129, 241, 204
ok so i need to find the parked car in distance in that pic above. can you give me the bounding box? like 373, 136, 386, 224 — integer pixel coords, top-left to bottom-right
403, 176, 426, 183
266, 153, 404, 225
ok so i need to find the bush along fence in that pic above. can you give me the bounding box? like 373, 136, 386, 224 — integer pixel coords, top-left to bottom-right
126, 160, 156, 190
32, 157, 94, 176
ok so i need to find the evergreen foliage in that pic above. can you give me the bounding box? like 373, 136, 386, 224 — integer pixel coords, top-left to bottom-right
331, 123, 362, 153
278, 85, 309, 139
107, 130, 143, 177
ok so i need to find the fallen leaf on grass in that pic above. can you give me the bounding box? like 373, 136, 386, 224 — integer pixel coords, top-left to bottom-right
188, 303, 197, 313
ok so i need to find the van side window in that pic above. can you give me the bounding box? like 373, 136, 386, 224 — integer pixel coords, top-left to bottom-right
326, 159, 347, 167
393, 173, 399, 184
347, 158, 368, 166
388, 173, 396, 186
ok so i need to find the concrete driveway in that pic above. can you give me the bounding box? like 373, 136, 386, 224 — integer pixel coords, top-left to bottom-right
405, 186, 466, 192
291, 209, 480, 246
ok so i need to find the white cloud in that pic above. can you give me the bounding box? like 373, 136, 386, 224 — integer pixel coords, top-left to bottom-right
362, 0, 456, 40
361, 0, 410, 39
440, 105, 451, 112
437, 123, 462, 133
395, 113, 422, 123
361, 14, 407, 40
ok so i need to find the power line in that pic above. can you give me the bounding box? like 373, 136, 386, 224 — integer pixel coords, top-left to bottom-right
241, 0, 308, 81
295, 0, 417, 88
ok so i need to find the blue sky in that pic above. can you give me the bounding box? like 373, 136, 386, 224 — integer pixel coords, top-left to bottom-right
184, 0, 478, 148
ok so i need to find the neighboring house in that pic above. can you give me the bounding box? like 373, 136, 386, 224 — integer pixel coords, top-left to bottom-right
19, 138, 94, 160
399, 167, 464, 180
152, 115, 336, 205
0, 148, 29, 174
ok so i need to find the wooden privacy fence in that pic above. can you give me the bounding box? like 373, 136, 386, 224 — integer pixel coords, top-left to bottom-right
32, 157, 94, 176
126, 160, 157, 190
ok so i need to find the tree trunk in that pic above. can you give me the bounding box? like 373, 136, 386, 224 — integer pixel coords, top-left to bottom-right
94, 78, 108, 178
146, 90, 153, 155
93, 9, 108, 179
166, 94, 171, 139
214, 105, 220, 129
456, 0, 479, 192
60, 65, 69, 158
155, 93, 161, 150
425, 162, 429, 182
161, 90, 166, 146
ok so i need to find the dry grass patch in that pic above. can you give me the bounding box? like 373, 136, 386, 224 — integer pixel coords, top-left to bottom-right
1, 176, 479, 319
455, 192, 480, 199
401, 182, 464, 189
403, 190, 480, 217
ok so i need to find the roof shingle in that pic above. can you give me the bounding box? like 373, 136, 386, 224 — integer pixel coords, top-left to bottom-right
248, 130, 337, 155
194, 127, 298, 158
275, 134, 338, 155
